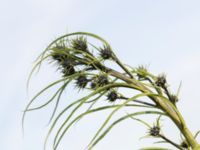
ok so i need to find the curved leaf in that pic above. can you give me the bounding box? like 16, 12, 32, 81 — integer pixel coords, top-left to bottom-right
44, 82, 133, 150
87, 93, 155, 149
52, 83, 134, 149
91, 111, 164, 148
22, 77, 68, 132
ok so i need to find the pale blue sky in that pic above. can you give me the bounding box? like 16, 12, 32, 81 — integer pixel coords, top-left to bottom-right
1, 0, 200, 150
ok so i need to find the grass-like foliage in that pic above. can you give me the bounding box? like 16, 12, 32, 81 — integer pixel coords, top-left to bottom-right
24, 32, 200, 150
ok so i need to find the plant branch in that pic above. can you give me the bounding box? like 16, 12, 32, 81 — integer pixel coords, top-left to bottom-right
98, 61, 200, 149
28, 32, 200, 150
119, 96, 156, 107
159, 134, 184, 150
115, 58, 134, 78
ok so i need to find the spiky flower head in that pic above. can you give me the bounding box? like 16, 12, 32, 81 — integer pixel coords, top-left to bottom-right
62, 67, 75, 77
61, 58, 76, 68
136, 65, 148, 79
51, 48, 69, 63
52, 53, 64, 62
155, 74, 167, 88
97, 75, 109, 87
75, 75, 89, 89
89, 75, 109, 89
149, 126, 160, 137
99, 45, 113, 60
107, 91, 118, 102
71, 36, 88, 52
60, 58, 77, 76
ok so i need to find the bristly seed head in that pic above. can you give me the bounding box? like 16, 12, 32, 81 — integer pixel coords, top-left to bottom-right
61, 58, 76, 69
71, 36, 88, 51
90, 81, 97, 89
100, 45, 113, 60
155, 74, 167, 88
107, 91, 118, 102
90, 75, 109, 89
51, 52, 66, 62
75, 75, 89, 89
149, 126, 160, 137
51, 51, 76, 76
97, 75, 109, 87
61, 58, 77, 76
136, 65, 148, 79
62, 67, 75, 77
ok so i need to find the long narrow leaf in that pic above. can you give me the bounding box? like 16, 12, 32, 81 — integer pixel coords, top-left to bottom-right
87, 92, 162, 149
91, 111, 164, 148
22, 77, 68, 132
48, 80, 71, 124
52, 83, 131, 148
44, 83, 133, 150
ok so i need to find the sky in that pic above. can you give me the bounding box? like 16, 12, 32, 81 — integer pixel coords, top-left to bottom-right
1, 0, 200, 150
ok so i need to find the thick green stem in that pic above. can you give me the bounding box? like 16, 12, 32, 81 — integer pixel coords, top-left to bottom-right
156, 97, 199, 149
180, 125, 200, 149
148, 94, 199, 149
171, 115, 199, 149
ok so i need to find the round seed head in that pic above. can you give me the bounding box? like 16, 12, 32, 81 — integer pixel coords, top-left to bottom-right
97, 75, 109, 87
62, 67, 75, 77
155, 74, 167, 88
100, 45, 113, 59
107, 91, 118, 102
136, 65, 148, 79
75, 75, 89, 89
71, 36, 88, 51
149, 126, 160, 137
61, 58, 76, 69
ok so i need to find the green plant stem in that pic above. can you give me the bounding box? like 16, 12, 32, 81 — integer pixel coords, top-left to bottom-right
115, 59, 134, 78
157, 99, 199, 149
102, 66, 200, 149
120, 96, 156, 107
181, 126, 200, 150
159, 134, 183, 150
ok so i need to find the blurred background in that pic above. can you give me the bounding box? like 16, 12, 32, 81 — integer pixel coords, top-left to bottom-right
1, 0, 200, 149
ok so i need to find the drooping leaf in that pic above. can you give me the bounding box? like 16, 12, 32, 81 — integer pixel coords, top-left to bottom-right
52, 83, 134, 149
87, 92, 165, 149
90, 111, 164, 149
